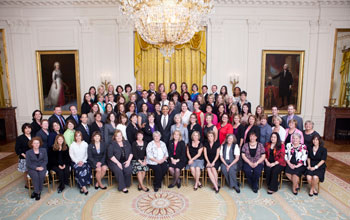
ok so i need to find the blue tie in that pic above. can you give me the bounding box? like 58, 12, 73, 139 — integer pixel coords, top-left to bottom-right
86, 125, 89, 135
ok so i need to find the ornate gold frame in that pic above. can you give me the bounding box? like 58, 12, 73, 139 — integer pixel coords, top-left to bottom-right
0, 29, 12, 107
329, 28, 350, 106
36, 50, 81, 115
260, 50, 305, 114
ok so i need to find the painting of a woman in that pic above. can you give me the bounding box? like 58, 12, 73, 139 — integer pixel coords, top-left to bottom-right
45, 62, 66, 107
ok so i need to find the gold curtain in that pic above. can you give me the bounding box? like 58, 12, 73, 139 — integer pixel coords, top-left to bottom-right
134, 31, 207, 92
0, 53, 4, 107
338, 51, 350, 106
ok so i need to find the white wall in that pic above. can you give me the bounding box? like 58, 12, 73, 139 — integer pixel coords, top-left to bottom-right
0, 0, 349, 134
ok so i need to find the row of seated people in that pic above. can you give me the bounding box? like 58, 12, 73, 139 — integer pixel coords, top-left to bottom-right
16, 116, 326, 200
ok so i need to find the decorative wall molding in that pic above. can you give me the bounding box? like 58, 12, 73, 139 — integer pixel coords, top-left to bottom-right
309, 19, 319, 34
78, 17, 92, 33
209, 18, 224, 32
247, 19, 261, 33
0, 0, 349, 7
6, 19, 30, 34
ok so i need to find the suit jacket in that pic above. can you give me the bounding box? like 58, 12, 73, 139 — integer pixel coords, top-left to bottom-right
126, 123, 139, 146
48, 114, 65, 133
107, 140, 132, 162
30, 121, 41, 137
282, 115, 303, 131
66, 114, 81, 127
26, 148, 48, 171
273, 70, 293, 96
88, 142, 107, 168
15, 134, 31, 159
156, 114, 174, 144
81, 102, 92, 115
76, 124, 91, 144
142, 123, 159, 143
168, 140, 187, 162
36, 129, 49, 150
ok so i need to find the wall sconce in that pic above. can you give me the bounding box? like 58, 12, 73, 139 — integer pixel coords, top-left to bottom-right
101, 73, 111, 92
230, 73, 239, 94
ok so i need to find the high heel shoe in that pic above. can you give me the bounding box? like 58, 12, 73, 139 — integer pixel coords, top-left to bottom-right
176, 179, 181, 189
137, 185, 142, 191
100, 186, 107, 190
84, 191, 89, 195
95, 185, 99, 190
142, 187, 150, 192
198, 183, 202, 188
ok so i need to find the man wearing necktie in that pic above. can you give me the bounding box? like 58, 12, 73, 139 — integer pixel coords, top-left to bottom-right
48, 106, 66, 133
76, 114, 91, 144
156, 105, 173, 144
66, 105, 81, 128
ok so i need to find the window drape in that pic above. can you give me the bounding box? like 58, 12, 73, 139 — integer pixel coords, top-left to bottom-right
338, 51, 350, 106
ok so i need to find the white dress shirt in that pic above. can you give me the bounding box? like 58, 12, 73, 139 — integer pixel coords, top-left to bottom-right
69, 141, 88, 163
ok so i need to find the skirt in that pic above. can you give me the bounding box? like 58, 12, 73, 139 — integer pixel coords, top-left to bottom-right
285, 164, 306, 177
169, 160, 186, 170
204, 160, 221, 170
18, 159, 27, 173
305, 168, 326, 182
186, 159, 204, 169
132, 160, 149, 175
73, 162, 92, 188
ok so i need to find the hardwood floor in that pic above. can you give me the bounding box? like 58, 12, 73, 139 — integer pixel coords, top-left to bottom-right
0, 140, 349, 182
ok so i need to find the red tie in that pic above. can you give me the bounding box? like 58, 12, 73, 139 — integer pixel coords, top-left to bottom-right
59, 116, 64, 128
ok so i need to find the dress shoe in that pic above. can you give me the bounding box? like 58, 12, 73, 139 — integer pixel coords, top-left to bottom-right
143, 187, 150, 192
137, 185, 142, 191
215, 188, 220, 194
235, 187, 241, 194
122, 190, 128, 194
154, 188, 159, 192
31, 192, 36, 199
308, 193, 313, 197
292, 191, 298, 196
35, 193, 41, 201
168, 184, 176, 188
176, 180, 181, 189
100, 186, 107, 190
252, 188, 258, 193
95, 185, 99, 190
84, 191, 89, 195
313, 192, 318, 196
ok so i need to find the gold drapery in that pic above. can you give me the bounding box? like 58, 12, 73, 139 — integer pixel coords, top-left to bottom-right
134, 31, 207, 92
338, 51, 350, 106
0, 52, 4, 107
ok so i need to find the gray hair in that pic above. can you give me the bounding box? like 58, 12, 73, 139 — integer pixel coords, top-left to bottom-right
152, 131, 161, 139
292, 133, 302, 140
305, 120, 314, 128
174, 114, 182, 124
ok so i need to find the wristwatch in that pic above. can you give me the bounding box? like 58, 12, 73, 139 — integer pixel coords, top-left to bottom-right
315, 165, 318, 169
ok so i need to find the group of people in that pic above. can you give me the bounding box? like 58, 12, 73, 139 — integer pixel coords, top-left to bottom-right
15, 81, 327, 200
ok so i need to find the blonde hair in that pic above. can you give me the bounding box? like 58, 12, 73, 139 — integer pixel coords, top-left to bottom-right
191, 131, 201, 141
113, 129, 124, 141
172, 130, 182, 141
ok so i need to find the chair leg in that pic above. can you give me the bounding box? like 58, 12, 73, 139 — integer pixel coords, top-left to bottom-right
92, 169, 95, 186
28, 178, 32, 197
51, 173, 56, 189
46, 175, 51, 193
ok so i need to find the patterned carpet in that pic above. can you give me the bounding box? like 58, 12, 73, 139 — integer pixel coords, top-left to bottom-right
0, 167, 349, 220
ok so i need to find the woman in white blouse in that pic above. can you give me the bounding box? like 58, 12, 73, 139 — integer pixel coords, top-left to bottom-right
146, 131, 168, 192
116, 114, 128, 141
180, 102, 192, 127
272, 116, 286, 143
69, 131, 92, 195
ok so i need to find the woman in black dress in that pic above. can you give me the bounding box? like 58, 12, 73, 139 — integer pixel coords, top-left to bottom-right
50, 134, 71, 193
142, 113, 158, 143
90, 113, 104, 140
132, 131, 149, 192
303, 120, 319, 148
88, 132, 108, 190
81, 93, 92, 114
188, 113, 202, 142
306, 134, 327, 196
15, 123, 32, 188
168, 130, 187, 188
203, 131, 221, 192
126, 113, 139, 145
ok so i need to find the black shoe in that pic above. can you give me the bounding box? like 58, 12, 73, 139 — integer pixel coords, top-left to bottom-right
194, 187, 198, 191
198, 183, 202, 188
95, 185, 99, 190
168, 184, 176, 188
100, 186, 107, 190
253, 188, 258, 193
267, 191, 273, 195
138, 186, 142, 191
25, 185, 29, 189
35, 193, 41, 201
292, 191, 298, 196
308, 193, 313, 197
235, 188, 241, 194
31, 192, 36, 199
58, 186, 64, 193
122, 190, 128, 194
215, 188, 220, 194
84, 191, 89, 195
154, 188, 159, 192
80, 189, 84, 194
143, 187, 150, 192
176, 180, 181, 189
313, 192, 318, 196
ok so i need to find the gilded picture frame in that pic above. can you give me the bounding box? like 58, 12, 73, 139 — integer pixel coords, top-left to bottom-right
0, 29, 12, 107
260, 50, 305, 114
36, 50, 81, 115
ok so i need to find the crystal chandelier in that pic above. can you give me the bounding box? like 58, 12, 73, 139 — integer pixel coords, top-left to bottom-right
119, 0, 213, 57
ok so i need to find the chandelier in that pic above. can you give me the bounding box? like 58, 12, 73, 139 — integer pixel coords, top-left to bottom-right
119, 0, 213, 57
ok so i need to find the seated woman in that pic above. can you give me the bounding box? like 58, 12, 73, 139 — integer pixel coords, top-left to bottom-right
220, 134, 240, 193
306, 134, 327, 197
15, 123, 32, 189
168, 130, 187, 188
284, 119, 304, 145
26, 137, 48, 200
203, 131, 221, 192
186, 131, 204, 190
264, 132, 286, 194
88, 131, 108, 190
132, 131, 149, 192
241, 132, 265, 193
170, 114, 189, 145
107, 130, 133, 193
146, 131, 169, 192
50, 134, 71, 193
69, 131, 92, 195
284, 133, 308, 195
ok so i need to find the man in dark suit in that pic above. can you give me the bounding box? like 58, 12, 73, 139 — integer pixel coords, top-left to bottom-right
272, 64, 293, 108
202, 85, 209, 103
267, 106, 280, 127
211, 85, 219, 102
156, 105, 173, 144
48, 106, 65, 133
135, 84, 143, 102
282, 104, 303, 131
137, 90, 149, 111
147, 81, 159, 97
76, 114, 91, 144
66, 105, 80, 127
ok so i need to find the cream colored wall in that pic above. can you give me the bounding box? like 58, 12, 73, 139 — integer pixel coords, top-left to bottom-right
0, 0, 349, 134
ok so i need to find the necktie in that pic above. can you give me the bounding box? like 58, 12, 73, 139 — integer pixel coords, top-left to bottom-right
58, 116, 64, 128
162, 116, 167, 129
85, 125, 89, 135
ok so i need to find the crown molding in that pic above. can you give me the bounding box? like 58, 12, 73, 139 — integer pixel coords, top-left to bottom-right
0, 0, 349, 7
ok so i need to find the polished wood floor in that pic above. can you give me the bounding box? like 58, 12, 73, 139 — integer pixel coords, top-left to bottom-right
0, 141, 349, 182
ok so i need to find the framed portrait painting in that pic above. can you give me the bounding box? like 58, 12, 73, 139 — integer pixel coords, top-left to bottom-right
260, 50, 305, 114
36, 50, 81, 115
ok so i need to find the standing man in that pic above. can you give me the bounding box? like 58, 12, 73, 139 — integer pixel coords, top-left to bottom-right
211, 85, 219, 102
282, 104, 303, 131
137, 90, 149, 111
48, 106, 65, 133
267, 106, 279, 127
135, 84, 143, 102
147, 82, 158, 97
202, 85, 209, 103
272, 64, 293, 108
76, 114, 91, 144
159, 92, 169, 108
156, 105, 173, 144
66, 105, 80, 127
259, 115, 272, 146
